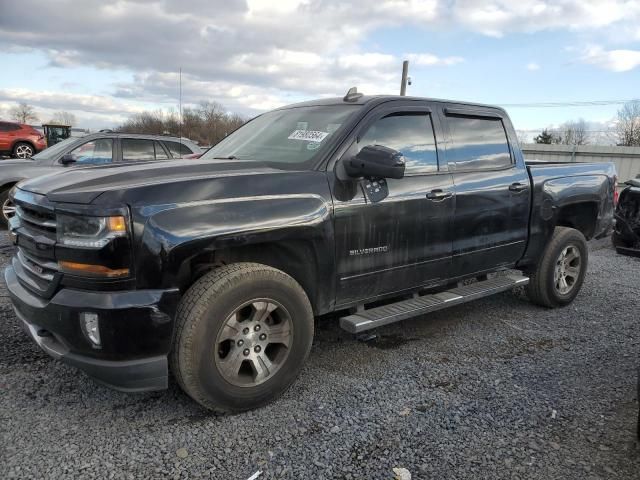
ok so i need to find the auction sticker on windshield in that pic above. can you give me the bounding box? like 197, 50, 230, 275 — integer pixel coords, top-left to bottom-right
288, 130, 329, 142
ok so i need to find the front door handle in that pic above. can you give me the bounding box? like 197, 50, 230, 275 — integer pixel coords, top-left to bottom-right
426, 189, 453, 201
509, 182, 528, 192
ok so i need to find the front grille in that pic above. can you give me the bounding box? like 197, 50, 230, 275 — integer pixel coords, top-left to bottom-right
17, 248, 58, 282
15, 204, 57, 235
11, 195, 60, 299
12, 247, 61, 299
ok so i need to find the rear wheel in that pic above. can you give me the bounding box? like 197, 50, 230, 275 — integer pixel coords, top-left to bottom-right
0, 189, 16, 229
13, 142, 34, 159
170, 263, 314, 413
526, 227, 588, 308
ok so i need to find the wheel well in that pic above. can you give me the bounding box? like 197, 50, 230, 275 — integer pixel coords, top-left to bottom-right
12, 140, 35, 152
556, 202, 599, 240
1, 182, 17, 194
179, 241, 321, 314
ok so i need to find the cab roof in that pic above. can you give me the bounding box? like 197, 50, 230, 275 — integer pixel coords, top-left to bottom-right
277, 94, 508, 115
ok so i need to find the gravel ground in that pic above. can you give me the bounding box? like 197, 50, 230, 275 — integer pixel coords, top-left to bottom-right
1, 233, 639, 479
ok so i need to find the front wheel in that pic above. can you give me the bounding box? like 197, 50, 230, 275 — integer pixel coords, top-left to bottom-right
526, 226, 588, 308
170, 263, 314, 413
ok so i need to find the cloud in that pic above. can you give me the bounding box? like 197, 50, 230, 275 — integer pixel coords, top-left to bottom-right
526, 62, 540, 71
0, 89, 143, 128
452, 0, 640, 37
407, 53, 464, 66
0, 88, 143, 115
0, 0, 638, 124
0, 0, 466, 117
581, 45, 640, 72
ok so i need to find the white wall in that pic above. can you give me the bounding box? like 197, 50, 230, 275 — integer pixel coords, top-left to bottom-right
521, 144, 640, 183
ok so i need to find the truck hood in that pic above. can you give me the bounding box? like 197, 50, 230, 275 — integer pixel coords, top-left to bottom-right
18, 159, 281, 204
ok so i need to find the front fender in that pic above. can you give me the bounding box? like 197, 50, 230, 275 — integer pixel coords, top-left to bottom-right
134, 193, 335, 310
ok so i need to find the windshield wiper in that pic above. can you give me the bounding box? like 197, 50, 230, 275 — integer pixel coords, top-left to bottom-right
212, 155, 237, 160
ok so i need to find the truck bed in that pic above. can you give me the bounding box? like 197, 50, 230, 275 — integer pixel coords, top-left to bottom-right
526, 160, 617, 179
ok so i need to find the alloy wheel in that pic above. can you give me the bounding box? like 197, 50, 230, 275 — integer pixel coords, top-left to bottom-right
214, 299, 293, 387
15, 144, 33, 158
2, 198, 15, 223
553, 245, 581, 295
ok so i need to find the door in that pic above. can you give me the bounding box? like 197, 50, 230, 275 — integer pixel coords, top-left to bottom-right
440, 108, 530, 277
332, 105, 455, 307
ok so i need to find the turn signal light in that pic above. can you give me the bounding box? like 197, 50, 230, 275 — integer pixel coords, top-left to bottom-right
59, 261, 129, 278
108, 215, 127, 232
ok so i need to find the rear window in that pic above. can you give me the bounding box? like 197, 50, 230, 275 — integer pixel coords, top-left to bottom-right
446, 115, 512, 170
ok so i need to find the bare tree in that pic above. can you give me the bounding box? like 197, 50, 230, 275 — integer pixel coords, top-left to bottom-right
10, 102, 38, 124
516, 130, 530, 146
616, 101, 640, 146
118, 103, 245, 146
558, 119, 589, 145
49, 111, 77, 126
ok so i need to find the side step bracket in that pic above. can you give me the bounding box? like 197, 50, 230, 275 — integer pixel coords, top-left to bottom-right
339, 274, 529, 334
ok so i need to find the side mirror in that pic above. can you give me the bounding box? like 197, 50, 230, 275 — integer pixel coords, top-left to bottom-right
59, 154, 75, 165
343, 145, 405, 180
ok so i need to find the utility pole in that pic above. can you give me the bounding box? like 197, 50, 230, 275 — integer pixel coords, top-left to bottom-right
400, 60, 409, 96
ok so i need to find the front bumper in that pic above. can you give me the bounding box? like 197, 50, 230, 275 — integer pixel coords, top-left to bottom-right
5, 266, 180, 392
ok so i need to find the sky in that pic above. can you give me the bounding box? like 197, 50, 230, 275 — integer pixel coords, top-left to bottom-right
0, 0, 639, 140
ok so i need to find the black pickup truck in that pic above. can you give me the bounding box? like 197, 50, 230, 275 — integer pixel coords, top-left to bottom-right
5, 93, 617, 412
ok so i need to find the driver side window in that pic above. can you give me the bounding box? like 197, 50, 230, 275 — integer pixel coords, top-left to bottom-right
355, 113, 439, 174
68, 139, 113, 165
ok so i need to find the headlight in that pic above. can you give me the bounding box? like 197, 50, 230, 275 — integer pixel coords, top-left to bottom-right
57, 214, 128, 248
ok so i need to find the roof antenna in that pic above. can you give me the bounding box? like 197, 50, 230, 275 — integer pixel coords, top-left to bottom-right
343, 86, 363, 102
400, 60, 409, 96
179, 67, 182, 148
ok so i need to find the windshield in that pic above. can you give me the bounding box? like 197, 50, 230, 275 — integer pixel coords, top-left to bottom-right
31, 137, 79, 161
202, 105, 360, 168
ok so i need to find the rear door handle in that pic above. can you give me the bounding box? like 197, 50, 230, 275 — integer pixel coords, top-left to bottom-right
509, 182, 528, 192
426, 189, 453, 201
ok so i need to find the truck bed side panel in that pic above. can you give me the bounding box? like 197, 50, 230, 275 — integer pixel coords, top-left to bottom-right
519, 162, 616, 266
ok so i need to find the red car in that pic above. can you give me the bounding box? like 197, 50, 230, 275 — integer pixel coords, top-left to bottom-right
0, 121, 47, 158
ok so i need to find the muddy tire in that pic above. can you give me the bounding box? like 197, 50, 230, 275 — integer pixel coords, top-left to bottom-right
526, 227, 588, 308
170, 263, 314, 413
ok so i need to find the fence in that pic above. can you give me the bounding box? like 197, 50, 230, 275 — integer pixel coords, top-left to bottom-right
521, 144, 640, 183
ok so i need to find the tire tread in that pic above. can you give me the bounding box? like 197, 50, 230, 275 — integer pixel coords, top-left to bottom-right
170, 262, 313, 413
526, 226, 587, 308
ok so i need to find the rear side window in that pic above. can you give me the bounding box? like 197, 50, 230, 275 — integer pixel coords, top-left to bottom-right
164, 141, 193, 158
446, 115, 512, 170
357, 113, 438, 173
122, 139, 156, 162
0, 122, 21, 132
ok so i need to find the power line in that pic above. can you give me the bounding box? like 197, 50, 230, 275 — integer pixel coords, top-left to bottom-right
499, 99, 639, 108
